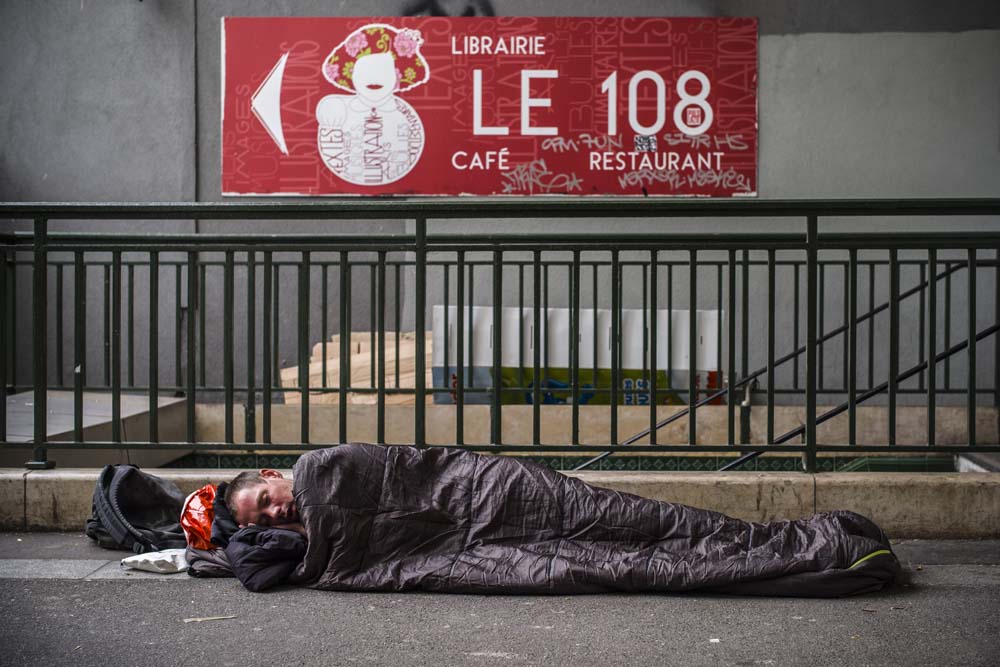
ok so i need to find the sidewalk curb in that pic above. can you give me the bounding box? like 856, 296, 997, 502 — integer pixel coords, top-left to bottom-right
1, 468, 997, 538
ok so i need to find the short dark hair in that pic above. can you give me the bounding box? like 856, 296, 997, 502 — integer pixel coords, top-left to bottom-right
224, 470, 265, 514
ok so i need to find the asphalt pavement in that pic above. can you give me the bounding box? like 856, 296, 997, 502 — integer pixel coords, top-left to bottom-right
1, 533, 998, 666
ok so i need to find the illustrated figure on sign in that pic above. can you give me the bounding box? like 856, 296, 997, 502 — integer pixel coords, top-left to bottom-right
316, 24, 430, 186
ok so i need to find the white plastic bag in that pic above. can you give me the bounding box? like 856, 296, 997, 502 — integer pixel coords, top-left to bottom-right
121, 548, 189, 574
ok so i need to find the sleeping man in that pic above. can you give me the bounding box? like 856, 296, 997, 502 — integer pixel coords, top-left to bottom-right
227, 468, 305, 535
224, 443, 901, 596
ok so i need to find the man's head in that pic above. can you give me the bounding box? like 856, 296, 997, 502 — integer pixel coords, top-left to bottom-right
225, 469, 298, 528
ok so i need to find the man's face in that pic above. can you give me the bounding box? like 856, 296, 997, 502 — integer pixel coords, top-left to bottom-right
231, 469, 298, 528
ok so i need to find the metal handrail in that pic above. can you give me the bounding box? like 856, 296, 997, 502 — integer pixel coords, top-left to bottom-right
3, 198, 999, 219
2, 200, 998, 471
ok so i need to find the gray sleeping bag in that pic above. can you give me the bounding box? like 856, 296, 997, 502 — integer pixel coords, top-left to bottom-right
288, 444, 900, 597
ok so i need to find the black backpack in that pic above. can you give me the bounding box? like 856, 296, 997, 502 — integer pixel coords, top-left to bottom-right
85, 464, 188, 554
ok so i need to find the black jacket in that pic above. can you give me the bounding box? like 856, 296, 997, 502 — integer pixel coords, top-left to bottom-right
225, 526, 307, 592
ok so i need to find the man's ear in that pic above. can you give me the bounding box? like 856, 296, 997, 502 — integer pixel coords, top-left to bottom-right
259, 468, 284, 479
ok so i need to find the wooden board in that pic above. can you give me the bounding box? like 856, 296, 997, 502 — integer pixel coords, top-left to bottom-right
281, 332, 433, 405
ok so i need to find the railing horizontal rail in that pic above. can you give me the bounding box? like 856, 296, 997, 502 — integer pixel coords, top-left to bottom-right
1, 441, 998, 455
6, 231, 809, 247
2, 198, 999, 219
819, 232, 1000, 249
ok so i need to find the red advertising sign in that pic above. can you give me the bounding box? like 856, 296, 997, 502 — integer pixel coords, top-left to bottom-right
222, 17, 757, 196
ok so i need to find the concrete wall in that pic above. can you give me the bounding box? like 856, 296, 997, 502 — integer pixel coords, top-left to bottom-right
1, 2, 998, 415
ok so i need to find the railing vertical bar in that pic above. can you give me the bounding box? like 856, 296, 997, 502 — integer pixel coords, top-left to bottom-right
995, 247, 1000, 420
395, 263, 401, 388
740, 251, 750, 445
0, 249, 17, 396
369, 264, 376, 389
56, 264, 64, 387
727, 250, 736, 446
865, 263, 875, 391
793, 261, 800, 389
719, 248, 736, 445
610, 250, 620, 445
443, 261, 450, 406
842, 262, 849, 393
199, 264, 206, 387
818, 263, 825, 391
967, 248, 976, 445
618, 260, 624, 406
518, 263, 525, 400
103, 264, 110, 387
667, 263, 673, 387
273, 265, 281, 388
688, 249, 697, 446
246, 251, 256, 443
641, 264, 648, 412
927, 249, 936, 447
414, 218, 427, 447
377, 251, 386, 445
571, 250, 581, 446
767, 249, 775, 444
491, 248, 503, 446
469, 263, 475, 391
889, 249, 898, 446
848, 249, 858, 446
73, 252, 86, 442
532, 252, 541, 443
127, 264, 134, 387
918, 263, 926, 391
804, 215, 818, 473
592, 264, 598, 401
223, 251, 234, 444
716, 264, 723, 398
1, 252, 8, 441
456, 252, 466, 445
543, 264, 549, 382
262, 252, 272, 444
111, 249, 122, 444
148, 252, 158, 443
322, 264, 328, 390
944, 263, 951, 390
174, 266, 182, 388
186, 252, 197, 444
29, 219, 52, 467
7, 252, 14, 391
339, 252, 349, 443
299, 251, 311, 445
649, 250, 658, 446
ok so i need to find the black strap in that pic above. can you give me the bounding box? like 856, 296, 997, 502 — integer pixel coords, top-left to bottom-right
92, 466, 134, 549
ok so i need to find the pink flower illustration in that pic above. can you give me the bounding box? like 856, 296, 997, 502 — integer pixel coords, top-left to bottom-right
322, 24, 430, 94
393, 30, 419, 57
345, 32, 368, 57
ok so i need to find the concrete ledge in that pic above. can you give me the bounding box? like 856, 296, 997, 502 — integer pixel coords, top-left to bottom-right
1, 468, 998, 537
814, 472, 1000, 539
0, 470, 27, 531
569, 472, 815, 523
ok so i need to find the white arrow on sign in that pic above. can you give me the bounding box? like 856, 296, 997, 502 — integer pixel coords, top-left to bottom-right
251, 52, 290, 155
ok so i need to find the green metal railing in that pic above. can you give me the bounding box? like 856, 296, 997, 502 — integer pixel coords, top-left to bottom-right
1, 199, 998, 471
